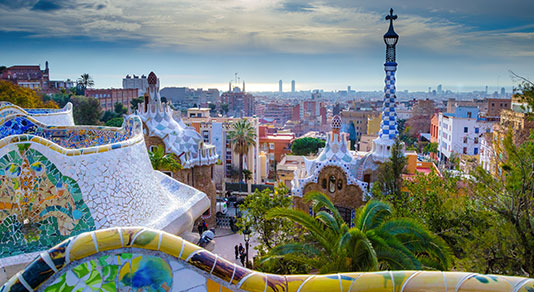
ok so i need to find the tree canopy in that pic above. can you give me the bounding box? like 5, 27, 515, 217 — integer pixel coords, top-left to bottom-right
71, 96, 102, 125
227, 119, 257, 182
264, 192, 451, 273
0, 80, 58, 108
290, 137, 325, 155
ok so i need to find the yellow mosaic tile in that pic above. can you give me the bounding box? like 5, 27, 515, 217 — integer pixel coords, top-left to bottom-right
94, 229, 123, 252
179, 239, 203, 261
349, 272, 394, 292
132, 229, 160, 251
159, 232, 184, 257
68, 232, 98, 261
299, 274, 342, 292
400, 271, 444, 292
458, 275, 512, 291
240, 273, 267, 292
286, 275, 310, 292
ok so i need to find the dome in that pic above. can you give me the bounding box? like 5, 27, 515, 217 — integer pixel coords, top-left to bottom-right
147, 72, 158, 85
332, 115, 342, 129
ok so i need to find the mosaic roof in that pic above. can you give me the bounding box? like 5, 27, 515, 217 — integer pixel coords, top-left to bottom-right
292, 131, 368, 197
137, 72, 218, 168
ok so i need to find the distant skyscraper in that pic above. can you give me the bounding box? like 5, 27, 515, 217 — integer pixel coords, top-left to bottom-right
485, 86, 488, 95
437, 84, 442, 95
291, 80, 295, 92
428, 87, 431, 94
279, 80, 283, 92
501, 87, 505, 96
348, 85, 351, 92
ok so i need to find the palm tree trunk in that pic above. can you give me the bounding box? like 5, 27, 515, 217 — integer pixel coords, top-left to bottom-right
239, 153, 243, 182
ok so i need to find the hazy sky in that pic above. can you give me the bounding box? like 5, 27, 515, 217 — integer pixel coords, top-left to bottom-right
1, 0, 533, 92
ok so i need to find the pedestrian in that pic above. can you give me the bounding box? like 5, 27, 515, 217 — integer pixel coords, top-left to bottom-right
240, 251, 246, 266
234, 244, 239, 259
239, 243, 244, 254
197, 221, 203, 236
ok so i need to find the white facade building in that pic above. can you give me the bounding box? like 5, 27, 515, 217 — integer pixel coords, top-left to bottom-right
123, 74, 149, 96
437, 106, 495, 161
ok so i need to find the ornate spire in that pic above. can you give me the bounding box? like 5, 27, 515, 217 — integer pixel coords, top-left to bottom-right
372, 9, 401, 161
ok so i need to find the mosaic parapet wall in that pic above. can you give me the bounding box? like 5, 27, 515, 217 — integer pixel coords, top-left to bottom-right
2, 227, 533, 292
0, 102, 74, 126
0, 115, 209, 261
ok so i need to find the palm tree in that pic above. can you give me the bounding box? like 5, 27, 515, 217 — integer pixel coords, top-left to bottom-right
227, 119, 256, 182
263, 192, 451, 273
242, 169, 252, 183
77, 73, 95, 89
148, 145, 182, 172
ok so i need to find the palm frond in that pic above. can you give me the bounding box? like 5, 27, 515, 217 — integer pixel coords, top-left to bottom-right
267, 207, 334, 252
357, 200, 392, 232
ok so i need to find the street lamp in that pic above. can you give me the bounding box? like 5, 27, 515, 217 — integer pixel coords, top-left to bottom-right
243, 225, 251, 268
383, 8, 399, 64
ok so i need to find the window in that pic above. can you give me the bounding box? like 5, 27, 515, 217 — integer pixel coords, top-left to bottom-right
464, 127, 468, 133
474, 147, 479, 155
329, 175, 336, 193
321, 178, 327, 189
463, 147, 467, 154
475, 127, 479, 134
467, 112, 472, 118
474, 137, 479, 144
149, 145, 159, 152
337, 179, 343, 190
463, 137, 468, 143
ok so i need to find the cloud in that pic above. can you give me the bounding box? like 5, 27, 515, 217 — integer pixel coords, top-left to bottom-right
0, 0, 532, 61
31, 0, 62, 11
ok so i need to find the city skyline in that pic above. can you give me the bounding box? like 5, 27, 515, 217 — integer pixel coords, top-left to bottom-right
1, 0, 533, 92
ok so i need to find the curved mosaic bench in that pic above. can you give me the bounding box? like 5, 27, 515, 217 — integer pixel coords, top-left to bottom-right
0, 112, 209, 274
0, 114, 139, 150
0, 102, 74, 126
3, 227, 533, 292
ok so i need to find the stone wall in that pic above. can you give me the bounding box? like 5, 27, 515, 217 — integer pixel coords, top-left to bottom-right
294, 166, 363, 212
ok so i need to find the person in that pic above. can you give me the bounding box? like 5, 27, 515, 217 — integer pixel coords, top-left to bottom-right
239, 243, 244, 255
234, 244, 239, 259
197, 221, 203, 236
239, 250, 246, 266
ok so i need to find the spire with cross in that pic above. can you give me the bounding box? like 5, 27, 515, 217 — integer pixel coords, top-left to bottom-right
372, 9, 401, 161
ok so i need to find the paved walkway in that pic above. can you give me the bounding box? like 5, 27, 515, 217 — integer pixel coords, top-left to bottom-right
212, 227, 260, 267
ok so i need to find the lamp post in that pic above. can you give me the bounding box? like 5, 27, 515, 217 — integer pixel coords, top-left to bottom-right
243, 225, 251, 268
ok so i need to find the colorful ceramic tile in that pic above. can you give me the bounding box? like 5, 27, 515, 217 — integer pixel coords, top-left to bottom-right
0, 145, 95, 258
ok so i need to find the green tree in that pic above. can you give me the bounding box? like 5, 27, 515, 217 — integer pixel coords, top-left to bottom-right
50, 92, 71, 108
208, 103, 216, 113
470, 131, 534, 275
221, 103, 229, 115
148, 145, 182, 172
0, 81, 58, 108
372, 139, 407, 210
70, 96, 102, 125
510, 71, 534, 114
227, 119, 257, 182
101, 111, 118, 123
130, 97, 145, 111
77, 73, 94, 90
105, 117, 124, 127
290, 137, 325, 155
114, 102, 127, 115
264, 192, 451, 273
237, 186, 292, 253
423, 142, 438, 154
242, 169, 252, 183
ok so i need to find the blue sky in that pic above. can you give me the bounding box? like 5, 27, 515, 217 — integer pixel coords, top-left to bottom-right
0, 0, 533, 92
